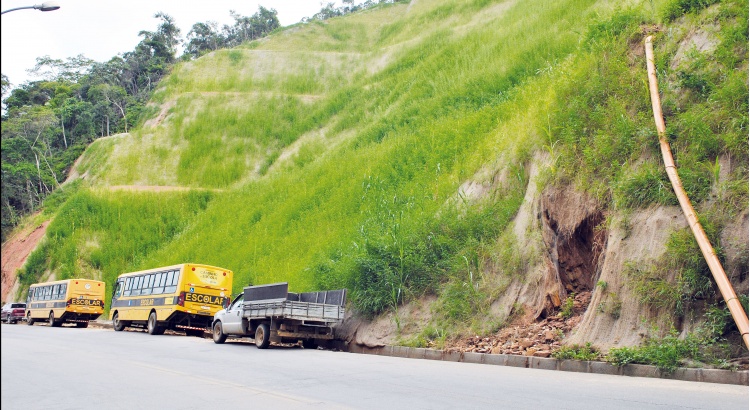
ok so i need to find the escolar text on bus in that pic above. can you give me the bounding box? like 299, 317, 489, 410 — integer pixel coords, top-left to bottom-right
185, 293, 224, 305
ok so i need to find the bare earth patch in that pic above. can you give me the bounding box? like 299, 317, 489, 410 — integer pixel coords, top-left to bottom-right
444, 292, 591, 358
1, 219, 50, 303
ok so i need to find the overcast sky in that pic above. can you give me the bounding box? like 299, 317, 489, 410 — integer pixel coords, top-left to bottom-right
1, 0, 342, 90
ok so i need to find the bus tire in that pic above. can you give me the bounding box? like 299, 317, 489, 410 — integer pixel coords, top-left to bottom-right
27, 312, 34, 326
112, 312, 126, 331
212, 321, 227, 344
49, 311, 58, 327
76, 322, 89, 328
147, 311, 162, 335
255, 323, 270, 349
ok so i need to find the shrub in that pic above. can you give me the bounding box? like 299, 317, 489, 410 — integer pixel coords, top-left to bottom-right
552, 343, 600, 361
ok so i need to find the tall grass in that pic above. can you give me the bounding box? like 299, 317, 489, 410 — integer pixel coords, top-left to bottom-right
16, 0, 747, 336
17, 189, 216, 312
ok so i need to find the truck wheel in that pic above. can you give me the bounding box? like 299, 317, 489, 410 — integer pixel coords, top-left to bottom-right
27, 312, 34, 326
212, 321, 227, 344
147, 311, 163, 335
112, 312, 126, 331
255, 323, 270, 349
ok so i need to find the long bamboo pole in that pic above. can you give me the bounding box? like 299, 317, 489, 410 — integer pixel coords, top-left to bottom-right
644, 36, 749, 349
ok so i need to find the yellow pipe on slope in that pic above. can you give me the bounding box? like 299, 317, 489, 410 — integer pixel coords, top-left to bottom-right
644, 36, 749, 349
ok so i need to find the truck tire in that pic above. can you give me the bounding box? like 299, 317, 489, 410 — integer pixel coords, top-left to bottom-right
212, 321, 227, 344
147, 311, 164, 335
255, 323, 270, 349
112, 312, 126, 331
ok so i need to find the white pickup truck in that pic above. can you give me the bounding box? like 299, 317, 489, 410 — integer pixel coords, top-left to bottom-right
211, 282, 346, 349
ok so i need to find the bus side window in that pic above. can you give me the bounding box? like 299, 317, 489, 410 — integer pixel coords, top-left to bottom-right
114, 281, 123, 298
61, 283, 67, 297
130, 277, 139, 296
152, 272, 165, 295
53, 285, 60, 299
142, 274, 155, 296
164, 271, 176, 294
135, 276, 144, 296
148, 274, 156, 293
123, 277, 132, 296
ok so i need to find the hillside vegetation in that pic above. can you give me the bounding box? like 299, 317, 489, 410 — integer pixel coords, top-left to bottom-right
12, 0, 748, 363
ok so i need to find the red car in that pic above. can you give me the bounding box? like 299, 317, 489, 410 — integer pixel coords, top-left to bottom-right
1, 302, 27, 324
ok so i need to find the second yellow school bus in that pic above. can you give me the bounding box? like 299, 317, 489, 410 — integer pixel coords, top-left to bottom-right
109, 263, 233, 336
26, 279, 106, 327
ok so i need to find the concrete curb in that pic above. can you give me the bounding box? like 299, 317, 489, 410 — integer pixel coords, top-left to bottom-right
347, 344, 749, 386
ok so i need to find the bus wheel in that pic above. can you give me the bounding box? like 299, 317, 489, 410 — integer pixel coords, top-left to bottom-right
48, 312, 55, 327
26, 312, 34, 326
255, 323, 270, 349
212, 321, 227, 344
112, 312, 126, 332
147, 312, 163, 335
76, 322, 89, 328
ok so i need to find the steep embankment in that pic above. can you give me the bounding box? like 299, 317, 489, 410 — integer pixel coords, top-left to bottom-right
3, 0, 747, 366
1, 219, 50, 303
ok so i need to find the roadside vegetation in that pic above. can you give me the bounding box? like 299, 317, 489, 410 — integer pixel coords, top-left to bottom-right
6, 0, 748, 366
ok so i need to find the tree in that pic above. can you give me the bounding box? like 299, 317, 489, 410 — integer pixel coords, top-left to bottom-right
27, 54, 94, 83
185, 21, 222, 59
222, 7, 280, 48
88, 83, 130, 133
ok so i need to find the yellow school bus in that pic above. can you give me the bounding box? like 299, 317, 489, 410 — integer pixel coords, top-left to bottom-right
109, 263, 233, 336
26, 279, 106, 328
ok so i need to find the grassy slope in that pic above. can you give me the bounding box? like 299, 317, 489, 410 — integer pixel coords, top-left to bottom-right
17, 0, 748, 340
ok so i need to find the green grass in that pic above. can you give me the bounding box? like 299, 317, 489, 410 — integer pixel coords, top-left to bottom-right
607, 323, 736, 373
553, 343, 601, 361
17, 189, 216, 313
13, 0, 748, 345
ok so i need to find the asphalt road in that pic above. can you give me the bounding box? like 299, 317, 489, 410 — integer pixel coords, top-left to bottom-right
1, 323, 747, 409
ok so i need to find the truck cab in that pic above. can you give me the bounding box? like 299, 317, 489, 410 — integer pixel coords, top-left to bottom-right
213, 293, 245, 335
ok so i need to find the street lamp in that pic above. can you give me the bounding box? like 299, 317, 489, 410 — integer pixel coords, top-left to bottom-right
2, 2, 60, 15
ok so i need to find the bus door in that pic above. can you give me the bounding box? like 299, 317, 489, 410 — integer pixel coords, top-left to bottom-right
111, 278, 125, 309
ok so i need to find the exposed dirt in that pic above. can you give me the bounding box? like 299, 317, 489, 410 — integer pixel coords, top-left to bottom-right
1, 219, 50, 304
445, 292, 592, 357
107, 185, 204, 193
143, 99, 176, 129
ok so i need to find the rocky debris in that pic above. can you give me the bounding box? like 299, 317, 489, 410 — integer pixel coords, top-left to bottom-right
445, 291, 591, 357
